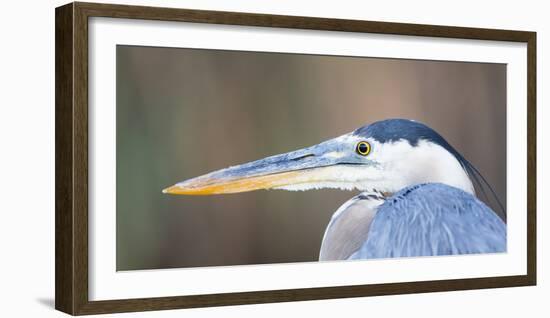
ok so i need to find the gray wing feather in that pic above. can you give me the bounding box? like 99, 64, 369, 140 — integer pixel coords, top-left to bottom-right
350, 183, 506, 259
319, 194, 381, 261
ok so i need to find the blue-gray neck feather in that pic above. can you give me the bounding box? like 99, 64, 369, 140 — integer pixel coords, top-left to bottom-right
354, 119, 505, 221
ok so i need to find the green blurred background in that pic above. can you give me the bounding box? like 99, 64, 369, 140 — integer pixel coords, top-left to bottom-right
116, 45, 506, 271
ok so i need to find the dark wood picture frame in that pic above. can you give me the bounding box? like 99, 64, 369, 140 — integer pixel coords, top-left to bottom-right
55, 2, 537, 315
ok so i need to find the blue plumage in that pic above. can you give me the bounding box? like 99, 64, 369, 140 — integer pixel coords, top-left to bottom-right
350, 183, 506, 259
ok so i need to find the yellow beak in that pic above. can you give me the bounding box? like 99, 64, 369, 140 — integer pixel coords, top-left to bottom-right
163, 169, 324, 195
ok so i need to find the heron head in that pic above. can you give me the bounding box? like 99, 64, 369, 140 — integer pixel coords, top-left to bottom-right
163, 119, 474, 196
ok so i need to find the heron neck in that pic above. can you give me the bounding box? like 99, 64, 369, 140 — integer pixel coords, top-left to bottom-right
401, 141, 475, 194
375, 140, 475, 195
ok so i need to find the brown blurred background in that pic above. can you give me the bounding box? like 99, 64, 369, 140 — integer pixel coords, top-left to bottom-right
116, 45, 506, 271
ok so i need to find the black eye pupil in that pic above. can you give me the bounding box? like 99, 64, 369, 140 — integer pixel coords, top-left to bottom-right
357, 142, 369, 155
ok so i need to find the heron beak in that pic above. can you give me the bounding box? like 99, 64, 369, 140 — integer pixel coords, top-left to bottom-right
163, 142, 349, 195
162, 169, 324, 195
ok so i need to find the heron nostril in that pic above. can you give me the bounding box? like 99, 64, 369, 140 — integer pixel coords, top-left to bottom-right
290, 154, 315, 161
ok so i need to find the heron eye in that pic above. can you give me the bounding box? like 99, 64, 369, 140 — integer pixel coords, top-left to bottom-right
356, 141, 371, 156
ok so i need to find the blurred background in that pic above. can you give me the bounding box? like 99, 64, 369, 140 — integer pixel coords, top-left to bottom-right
116, 45, 506, 271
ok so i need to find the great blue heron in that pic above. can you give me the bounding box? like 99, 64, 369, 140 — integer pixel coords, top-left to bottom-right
163, 119, 506, 260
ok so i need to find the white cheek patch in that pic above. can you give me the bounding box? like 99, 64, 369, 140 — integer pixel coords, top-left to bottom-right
366, 139, 474, 194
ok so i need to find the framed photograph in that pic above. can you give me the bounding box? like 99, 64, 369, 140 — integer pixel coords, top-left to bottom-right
55, 2, 536, 315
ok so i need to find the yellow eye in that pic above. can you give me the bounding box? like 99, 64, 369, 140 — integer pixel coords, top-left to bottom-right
356, 141, 371, 156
